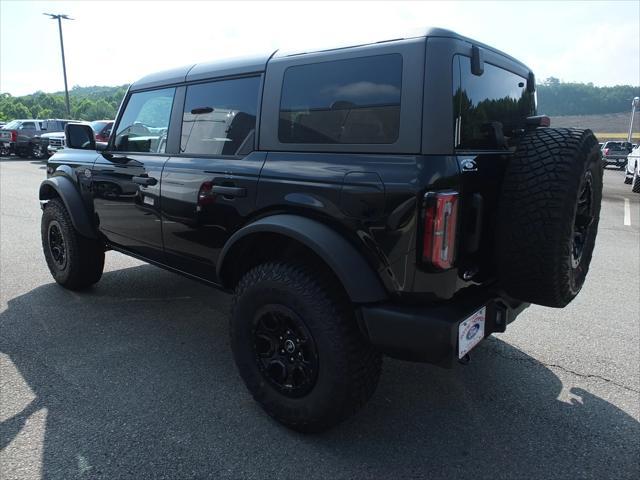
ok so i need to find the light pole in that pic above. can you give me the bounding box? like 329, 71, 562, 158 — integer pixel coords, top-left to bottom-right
43, 13, 73, 117
628, 96, 640, 144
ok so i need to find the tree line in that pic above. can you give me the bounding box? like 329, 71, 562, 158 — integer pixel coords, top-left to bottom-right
0, 85, 128, 122
0, 79, 638, 122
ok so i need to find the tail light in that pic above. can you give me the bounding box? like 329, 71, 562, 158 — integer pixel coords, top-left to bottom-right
604, 148, 609, 156
10, 131, 17, 142
422, 191, 459, 269
197, 181, 215, 209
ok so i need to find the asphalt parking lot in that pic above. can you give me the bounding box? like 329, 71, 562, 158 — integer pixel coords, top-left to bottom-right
1, 157, 638, 480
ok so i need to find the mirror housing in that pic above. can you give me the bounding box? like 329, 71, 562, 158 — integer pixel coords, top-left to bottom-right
65, 123, 96, 150
96, 142, 108, 151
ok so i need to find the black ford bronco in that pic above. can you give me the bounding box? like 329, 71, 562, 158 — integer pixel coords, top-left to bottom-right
39, 28, 602, 432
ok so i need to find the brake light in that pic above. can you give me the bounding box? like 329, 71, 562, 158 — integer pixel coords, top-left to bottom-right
197, 181, 215, 208
10, 130, 17, 142
422, 191, 459, 269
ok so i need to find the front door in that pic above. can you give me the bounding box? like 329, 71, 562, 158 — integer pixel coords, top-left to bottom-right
92, 87, 176, 261
159, 76, 264, 282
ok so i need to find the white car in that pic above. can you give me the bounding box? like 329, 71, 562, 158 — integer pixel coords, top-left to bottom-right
626, 144, 640, 192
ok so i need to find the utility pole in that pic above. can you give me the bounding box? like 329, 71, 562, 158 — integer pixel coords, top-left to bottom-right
43, 13, 73, 117
628, 96, 640, 144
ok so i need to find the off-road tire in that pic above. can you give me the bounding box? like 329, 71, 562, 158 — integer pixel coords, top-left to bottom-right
496, 128, 602, 307
230, 261, 382, 433
624, 176, 633, 185
41, 198, 104, 290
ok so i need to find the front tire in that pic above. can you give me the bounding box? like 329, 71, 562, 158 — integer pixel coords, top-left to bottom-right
633, 168, 640, 193
30, 143, 47, 160
41, 199, 105, 290
230, 261, 382, 432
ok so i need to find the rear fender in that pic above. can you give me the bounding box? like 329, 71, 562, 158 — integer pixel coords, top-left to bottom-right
217, 214, 388, 304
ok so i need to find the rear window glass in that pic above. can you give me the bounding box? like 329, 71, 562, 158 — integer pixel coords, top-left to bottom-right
91, 121, 109, 133
453, 55, 535, 150
279, 54, 402, 144
3, 120, 21, 129
605, 142, 625, 151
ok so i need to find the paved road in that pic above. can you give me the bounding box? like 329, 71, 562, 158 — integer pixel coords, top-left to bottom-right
1, 158, 638, 480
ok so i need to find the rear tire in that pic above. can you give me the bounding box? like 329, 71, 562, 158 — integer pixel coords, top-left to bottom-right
496, 128, 602, 307
230, 261, 382, 432
41, 199, 105, 290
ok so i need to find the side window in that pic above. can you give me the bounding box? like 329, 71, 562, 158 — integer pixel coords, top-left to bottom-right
21, 122, 36, 130
453, 55, 535, 150
114, 87, 175, 153
180, 76, 260, 156
279, 54, 402, 144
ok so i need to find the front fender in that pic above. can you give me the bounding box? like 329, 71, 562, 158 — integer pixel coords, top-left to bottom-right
39, 176, 97, 239
217, 214, 388, 304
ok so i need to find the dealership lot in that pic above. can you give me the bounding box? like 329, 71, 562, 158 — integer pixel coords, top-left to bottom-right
1, 158, 638, 479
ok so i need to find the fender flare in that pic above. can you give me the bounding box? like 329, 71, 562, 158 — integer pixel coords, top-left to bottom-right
39, 176, 97, 239
217, 214, 388, 304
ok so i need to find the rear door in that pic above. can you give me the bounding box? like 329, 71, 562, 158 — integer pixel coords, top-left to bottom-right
92, 87, 176, 261
160, 75, 264, 282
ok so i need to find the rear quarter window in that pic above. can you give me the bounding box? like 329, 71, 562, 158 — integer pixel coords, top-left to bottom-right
278, 54, 402, 144
453, 55, 535, 150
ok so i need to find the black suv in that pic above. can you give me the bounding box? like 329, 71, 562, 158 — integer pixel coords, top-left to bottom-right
39, 28, 602, 432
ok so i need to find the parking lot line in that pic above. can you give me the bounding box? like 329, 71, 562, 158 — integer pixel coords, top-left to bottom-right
623, 198, 631, 226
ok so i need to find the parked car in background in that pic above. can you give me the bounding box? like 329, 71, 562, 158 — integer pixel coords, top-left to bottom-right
32, 120, 114, 158
91, 120, 114, 142
40, 131, 66, 157
601, 141, 632, 169
0, 119, 72, 158
625, 144, 640, 191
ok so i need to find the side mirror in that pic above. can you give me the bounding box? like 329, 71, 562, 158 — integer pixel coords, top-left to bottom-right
65, 123, 96, 150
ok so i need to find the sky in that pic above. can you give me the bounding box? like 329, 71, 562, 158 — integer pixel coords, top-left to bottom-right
1, 0, 639, 96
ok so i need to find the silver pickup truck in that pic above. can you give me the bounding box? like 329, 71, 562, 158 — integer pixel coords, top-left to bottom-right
601, 141, 632, 169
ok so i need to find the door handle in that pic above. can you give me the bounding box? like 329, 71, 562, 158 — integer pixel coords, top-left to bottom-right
133, 176, 158, 186
211, 185, 246, 197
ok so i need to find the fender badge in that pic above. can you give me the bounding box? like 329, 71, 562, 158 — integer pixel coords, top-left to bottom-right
461, 159, 478, 172
84, 168, 92, 179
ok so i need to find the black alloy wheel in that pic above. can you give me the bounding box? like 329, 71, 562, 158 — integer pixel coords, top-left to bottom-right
572, 170, 594, 269
252, 304, 319, 398
47, 220, 67, 270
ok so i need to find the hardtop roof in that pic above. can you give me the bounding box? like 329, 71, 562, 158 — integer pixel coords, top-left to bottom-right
129, 27, 531, 92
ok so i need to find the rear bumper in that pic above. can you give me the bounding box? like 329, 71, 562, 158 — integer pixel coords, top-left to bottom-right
603, 157, 627, 166
359, 290, 529, 367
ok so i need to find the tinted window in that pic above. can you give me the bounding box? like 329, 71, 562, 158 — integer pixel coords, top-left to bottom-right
181, 76, 260, 156
605, 142, 625, 151
114, 88, 175, 153
21, 122, 36, 130
453, 55, 535, 150
279, 54, 402, 144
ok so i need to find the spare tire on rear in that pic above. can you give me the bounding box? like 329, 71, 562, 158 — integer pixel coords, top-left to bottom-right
496, 128, 602, 308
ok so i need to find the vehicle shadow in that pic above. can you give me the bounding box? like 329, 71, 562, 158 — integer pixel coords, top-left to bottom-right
1, 265, 638, 479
